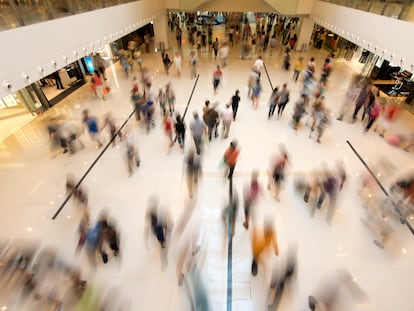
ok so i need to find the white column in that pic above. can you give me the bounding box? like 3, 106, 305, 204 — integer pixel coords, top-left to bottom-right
153, 14, 169, 51
295, 16, 315, 52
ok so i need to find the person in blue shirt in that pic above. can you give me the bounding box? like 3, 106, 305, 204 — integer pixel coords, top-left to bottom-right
82, 109, 103, 148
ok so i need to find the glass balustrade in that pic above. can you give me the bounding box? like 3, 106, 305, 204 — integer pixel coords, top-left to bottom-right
320, 0, 414, 23
0, 0, 138, 31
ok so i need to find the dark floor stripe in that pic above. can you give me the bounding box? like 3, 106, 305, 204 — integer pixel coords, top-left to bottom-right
227, 178, 233, 311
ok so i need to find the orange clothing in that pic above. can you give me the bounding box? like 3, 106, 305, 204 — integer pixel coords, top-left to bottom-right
252, 227, 278, 260
224, 147, 240, 166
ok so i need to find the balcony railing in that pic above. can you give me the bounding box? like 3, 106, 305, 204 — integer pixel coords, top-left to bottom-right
0, 0, 138, 31
320, 0, 414, 22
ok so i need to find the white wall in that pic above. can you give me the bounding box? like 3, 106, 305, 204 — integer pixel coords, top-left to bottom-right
263, 0, 298, 15
296, 0, 314, 15
312, 1, 414, 72
0, 0, 165, 98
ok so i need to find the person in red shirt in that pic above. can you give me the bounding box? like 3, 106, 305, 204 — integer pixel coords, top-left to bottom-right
223, 140, 240, 180
243, 171, 262, 230
213, 65, 223, 95
163, 115, 174, 148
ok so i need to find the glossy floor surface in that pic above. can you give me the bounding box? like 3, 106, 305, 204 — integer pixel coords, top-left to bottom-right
0, 26, 414, 311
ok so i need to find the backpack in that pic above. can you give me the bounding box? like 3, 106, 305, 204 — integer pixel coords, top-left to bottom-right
86, 223, 102, 245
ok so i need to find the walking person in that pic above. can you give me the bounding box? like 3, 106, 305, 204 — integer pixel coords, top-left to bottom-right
82, 109, 103, 148
253, 56, 264, 78
219, 43, 230, 68
92, 71, 105, 100
231, 90, 241, 121
175, 114, 186, 149
84, 216, 109, 267
277, 83, 290, 117
220, 103, 233, 139
268, 87, 280, 120
251, 78, 262, 110
310, 104, 330, 143
282, 48, 291, 71
292, 57, 304, 82
203, 101, 219, 141
352, 82, 375, 122
184, 148, 201, 198
142, 81, 156, 133
365, 97, 381, 132
190, 50, 198, 79
243, 171, 262, 230
124, 124, 140, 176
190, 111, 206, 155
162, 51, 172, 76
212, 38, 219, 60
174, 51, 182, 77
163, 114, 174, 149
315, 171, 339, 224
131, 89, 143, 121
101, 112, 122, 146
251, 220, 279, 276
222, 140, 240, 180
320, 58, 332, 86
269, 149, 289, 201
157, 87, 167, 117
165, 83, 176, 115
176, 27, 182, 47
212, 65, 223, 95
120, 56, 130, 78
292, 94, 308, 130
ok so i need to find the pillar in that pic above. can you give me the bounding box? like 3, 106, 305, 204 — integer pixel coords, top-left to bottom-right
153, 14, 169, 51
295, 16, 315, 52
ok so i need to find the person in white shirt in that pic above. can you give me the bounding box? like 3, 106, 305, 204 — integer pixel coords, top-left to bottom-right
220, 103, 233, 139
125, 124, 140, 175
254, 56, 264, 77
220, 44, 230, 67
174, 51, 182, 77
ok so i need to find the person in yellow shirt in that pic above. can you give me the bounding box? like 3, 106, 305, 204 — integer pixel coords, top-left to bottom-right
293, 56, 304, 82
251, 220, 279, 276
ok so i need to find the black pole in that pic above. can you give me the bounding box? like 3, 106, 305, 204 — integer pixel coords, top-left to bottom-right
263, 62, 274, 90
182, 74, 200, 121
346, 140, 414, 235
51, 107, 137, 220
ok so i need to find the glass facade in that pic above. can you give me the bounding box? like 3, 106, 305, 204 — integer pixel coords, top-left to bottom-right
320, 0, 414, 22
0, 0, 139, 30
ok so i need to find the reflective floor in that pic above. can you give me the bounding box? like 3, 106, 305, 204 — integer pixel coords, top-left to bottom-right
0, 26, 414, 310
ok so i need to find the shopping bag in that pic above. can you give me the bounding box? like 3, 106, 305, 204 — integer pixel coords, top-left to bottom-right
103, 86, 111, 95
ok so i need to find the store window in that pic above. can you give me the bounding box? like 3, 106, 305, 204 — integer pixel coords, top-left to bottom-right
38, 61, 84, 102
0, 87, 42, 142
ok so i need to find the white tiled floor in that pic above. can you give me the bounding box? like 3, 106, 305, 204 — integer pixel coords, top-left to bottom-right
0, 25, 414, 310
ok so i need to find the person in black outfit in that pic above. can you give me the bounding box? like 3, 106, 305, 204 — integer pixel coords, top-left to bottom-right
52, 71, 64, 89
174, 114, 186, 149
231, 90, 241, 121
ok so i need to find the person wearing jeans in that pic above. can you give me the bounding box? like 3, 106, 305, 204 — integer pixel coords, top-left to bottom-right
190, 112, 206, 155
223, 140, 240, 180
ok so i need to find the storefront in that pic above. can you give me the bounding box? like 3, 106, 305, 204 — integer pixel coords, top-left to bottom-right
0, 86, 44, 142
37, 60, 85, 106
